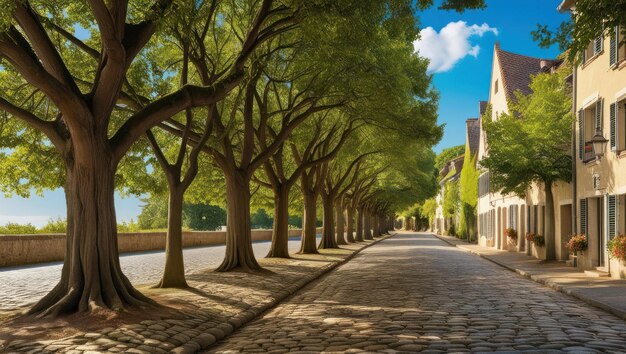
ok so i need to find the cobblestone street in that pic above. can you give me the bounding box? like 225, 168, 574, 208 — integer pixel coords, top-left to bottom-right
0, 238, 307, 310
210, 232, 626, 353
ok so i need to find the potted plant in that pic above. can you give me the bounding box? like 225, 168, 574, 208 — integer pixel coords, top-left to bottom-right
505, 227, 517, 245
534, 234, 545, 247
525, 232, 535, 243
565, 234, 588, 255
608, 235, 626, 264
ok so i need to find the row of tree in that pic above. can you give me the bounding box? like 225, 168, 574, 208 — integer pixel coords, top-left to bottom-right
0, 0, 487, 318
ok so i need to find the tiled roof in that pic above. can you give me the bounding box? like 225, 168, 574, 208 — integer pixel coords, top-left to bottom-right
466, 118, 480, 157
495, 45, 561, 101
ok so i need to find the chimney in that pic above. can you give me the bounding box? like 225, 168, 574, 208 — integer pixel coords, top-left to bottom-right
540, 59, 551, 71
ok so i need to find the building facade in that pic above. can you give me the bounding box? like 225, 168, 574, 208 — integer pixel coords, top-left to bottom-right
476, 43, 573, 260
561, 0, 626, 278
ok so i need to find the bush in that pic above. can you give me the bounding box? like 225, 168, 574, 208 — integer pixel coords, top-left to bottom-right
525, 232, 545, 247
40, 218, 67, 233
0, 222, 37, 234
447, 223, 456, 237
608, 235, 626, 263
565, 234, 588, 255
504, 228, 517, 242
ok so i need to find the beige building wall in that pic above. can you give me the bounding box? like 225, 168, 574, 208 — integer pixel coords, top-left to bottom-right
574, 26, 626, 278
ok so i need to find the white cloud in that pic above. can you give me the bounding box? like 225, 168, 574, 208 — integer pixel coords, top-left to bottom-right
413, 21, 498, 74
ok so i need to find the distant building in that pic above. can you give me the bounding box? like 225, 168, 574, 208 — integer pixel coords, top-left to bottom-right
435, 154, 464, 235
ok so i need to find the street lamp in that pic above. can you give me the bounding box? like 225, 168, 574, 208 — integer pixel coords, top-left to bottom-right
590, 128, 609, 160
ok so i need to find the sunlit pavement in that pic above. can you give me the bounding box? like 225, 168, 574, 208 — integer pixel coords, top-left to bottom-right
0, 236, 310, 311
209, 232, 626, 353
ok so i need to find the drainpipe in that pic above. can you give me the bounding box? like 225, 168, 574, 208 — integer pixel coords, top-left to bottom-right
572, 64, 578, 236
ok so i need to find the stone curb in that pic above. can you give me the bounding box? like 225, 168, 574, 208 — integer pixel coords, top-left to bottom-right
175, 233, 397, 354
432, 233, 626, 322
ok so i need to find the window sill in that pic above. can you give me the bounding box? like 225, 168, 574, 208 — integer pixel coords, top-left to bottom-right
617, 59, 626, 71
582, 51, 603, 69
584, 158, 600, 166
618, 150, 626, 159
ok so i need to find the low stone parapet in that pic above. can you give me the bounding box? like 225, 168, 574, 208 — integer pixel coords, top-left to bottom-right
0, 228, 316, 268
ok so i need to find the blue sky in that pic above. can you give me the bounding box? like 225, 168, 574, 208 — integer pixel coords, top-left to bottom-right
419, 0, 568, 153
0, 1, 569, 226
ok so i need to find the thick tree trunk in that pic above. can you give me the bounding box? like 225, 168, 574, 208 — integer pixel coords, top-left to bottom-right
355, 207, 365, 242
335, 200, 347, 245
372, 215, 380, 237
299, 190, 319, 254
29, 150, 153, 317
319, 195, 338, 249
154, 185, 188, 288
364, 212, 373, 240
346, 206, 355, 243
544, 180, 556, 261
217, 171, 262, 271
267, 185, 291, 258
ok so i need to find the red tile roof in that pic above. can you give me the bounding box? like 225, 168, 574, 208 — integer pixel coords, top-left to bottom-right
495, 45, 561, 101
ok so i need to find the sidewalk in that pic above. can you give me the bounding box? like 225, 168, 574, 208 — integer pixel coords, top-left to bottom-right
0, 235, 392, 354
434, 233, 626, 321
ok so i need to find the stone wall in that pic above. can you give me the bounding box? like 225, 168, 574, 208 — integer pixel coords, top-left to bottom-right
0, 228, 315, 268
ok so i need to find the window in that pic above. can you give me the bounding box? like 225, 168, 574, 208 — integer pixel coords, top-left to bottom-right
579, 99, 604, 162
478, 173, 490, 198
610, 26, 625, 67
494, 79, 499, 94
583, 36, 603, 63
610, 98, 626, 152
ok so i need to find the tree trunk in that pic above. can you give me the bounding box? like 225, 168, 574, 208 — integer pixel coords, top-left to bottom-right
372, 215, 380, 237
346, 206, 355, 243
154, 184, 188, 288
544, 180, 556, 261
216, 171, 262, 271
355, 207, 364, 242
29, 149, 153, 317
267, 185, 291, 258
299, 190, 319, 254
335, 200, 347, 245
319, 195, 338, 249
364, 212, 373, 240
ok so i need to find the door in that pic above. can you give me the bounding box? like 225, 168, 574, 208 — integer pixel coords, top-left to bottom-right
598, 198, 606, 268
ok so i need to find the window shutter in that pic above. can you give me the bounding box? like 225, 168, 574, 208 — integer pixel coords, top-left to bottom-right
609, 195, 617, 240
580, 199, 588, 237
594, 36, 603, 55
579, 109, 585, 159
611, 102, 618, 151
610, 26, 619, 66
596, 99, 603, 130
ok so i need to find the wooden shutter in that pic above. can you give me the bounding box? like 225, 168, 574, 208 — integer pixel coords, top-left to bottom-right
579, 109, 585, 160
611, 102, 618, 151
594, 36, 603, 55
596, 99, 603, 130
610, 26, 619, 66
608, 195, 618, 239
580, 199, 588, 237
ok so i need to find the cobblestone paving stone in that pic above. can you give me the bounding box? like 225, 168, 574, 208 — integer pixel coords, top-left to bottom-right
209, 232, 626, 353
0, 237, 379, 353
0, 238, 308, 310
